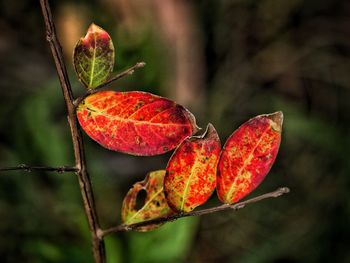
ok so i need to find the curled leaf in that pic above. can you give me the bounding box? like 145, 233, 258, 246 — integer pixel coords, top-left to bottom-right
73, 23, 114, 89
121, 170, 174, 232
217, 112, 283, 204
164, 124, 221, 212
77, 91, 199, 156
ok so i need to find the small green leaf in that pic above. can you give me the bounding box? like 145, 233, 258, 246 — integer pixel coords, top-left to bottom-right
121, 170, 174, 232
73, 23, 114, 89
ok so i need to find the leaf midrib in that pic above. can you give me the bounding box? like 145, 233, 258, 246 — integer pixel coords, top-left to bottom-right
85, 106, 190, 128
125, 188, 163, 224
88, 33, 97, 87
225, 125, 271, 202
180, 144, 204, 211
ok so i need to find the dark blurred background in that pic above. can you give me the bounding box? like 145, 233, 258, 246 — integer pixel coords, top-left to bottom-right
0, 0, 349, 262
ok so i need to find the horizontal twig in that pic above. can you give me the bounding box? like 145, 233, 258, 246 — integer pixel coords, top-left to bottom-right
74, 62, 146, 107
99, 186, 290, 237
0, 164, 78, 173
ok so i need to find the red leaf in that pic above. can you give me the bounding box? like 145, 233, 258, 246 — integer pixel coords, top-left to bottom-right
217, 112, 283, 204
77, 91, 199, 156
164, 124, 221, 212
121, 170, 174, 232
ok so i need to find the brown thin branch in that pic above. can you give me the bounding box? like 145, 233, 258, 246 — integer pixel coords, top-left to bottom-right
0, 164, 77, 173
73, 62, 146, 108
96, 62, 146, 90
39, 1, 105, 262
100, 187, 290, 237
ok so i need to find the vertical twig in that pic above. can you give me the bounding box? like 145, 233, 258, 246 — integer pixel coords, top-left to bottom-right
38, 1, 105, 262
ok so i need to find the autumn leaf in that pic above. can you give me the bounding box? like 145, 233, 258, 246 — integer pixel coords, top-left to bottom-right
73, 23, 114, 89
77, 91, 199, 156
164, 124, 221, 212
217, 112, 283, 204
121, 170, 174, 232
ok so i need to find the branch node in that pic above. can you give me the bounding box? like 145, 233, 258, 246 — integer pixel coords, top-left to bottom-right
46, 33, 53, 42
279, 187, 290, 194
274, 187, 290, 197
234, 203, 245, 210
124, 225, 132, 231
136, 62, 146, 68
73, 98, 80, 107
96, 228, 104, 240
19, 164, 32, 172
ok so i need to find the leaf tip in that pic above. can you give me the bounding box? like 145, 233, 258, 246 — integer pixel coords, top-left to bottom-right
201, 123, 219, 141
266, 111, 283, 132
206, 122, 215, 131
87, 23, 103, 34
183, 107, 201, 135
206, 122, 216, 133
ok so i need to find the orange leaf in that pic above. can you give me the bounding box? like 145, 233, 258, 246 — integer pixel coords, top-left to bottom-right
217, 112, 283, 204
77, 91, 199, 156
121, 170, 174, 232
164, 124, 221, 212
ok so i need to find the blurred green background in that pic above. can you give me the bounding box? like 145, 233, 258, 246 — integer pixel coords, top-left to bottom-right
0, 0, 349, 262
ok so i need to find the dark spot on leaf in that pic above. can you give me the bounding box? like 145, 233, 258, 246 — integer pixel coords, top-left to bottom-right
135, 189, 147, 210
87, 107, 97, 113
